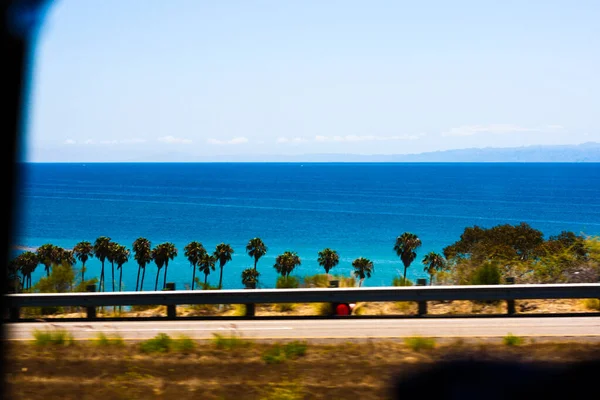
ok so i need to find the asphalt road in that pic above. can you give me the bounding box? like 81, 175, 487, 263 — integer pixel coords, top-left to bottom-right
5, 317, 600, 341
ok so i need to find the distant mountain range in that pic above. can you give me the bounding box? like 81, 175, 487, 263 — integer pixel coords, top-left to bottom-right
31, 142, 600, 162
187, 142, 600, 162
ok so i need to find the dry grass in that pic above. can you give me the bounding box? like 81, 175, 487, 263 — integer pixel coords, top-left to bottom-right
5, 340, 600, 400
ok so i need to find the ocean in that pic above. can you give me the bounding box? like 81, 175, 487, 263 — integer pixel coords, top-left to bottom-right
12, 163, 600, 291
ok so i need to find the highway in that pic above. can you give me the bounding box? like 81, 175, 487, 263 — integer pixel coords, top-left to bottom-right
5, 316, 600, 341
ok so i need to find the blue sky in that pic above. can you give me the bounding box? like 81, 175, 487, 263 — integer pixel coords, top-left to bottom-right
26, 0, 600, 161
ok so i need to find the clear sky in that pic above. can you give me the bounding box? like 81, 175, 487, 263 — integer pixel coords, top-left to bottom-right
26, 0, 600, 161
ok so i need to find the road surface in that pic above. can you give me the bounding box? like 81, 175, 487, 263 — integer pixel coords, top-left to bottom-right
5, 317, 600, 341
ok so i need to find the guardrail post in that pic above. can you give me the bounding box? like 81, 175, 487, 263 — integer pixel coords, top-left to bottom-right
244, 282, 256, 317
505, 277, 516, 315
86, 284, 97, 319
416, 278, 428, 316
165, 282, 176, 319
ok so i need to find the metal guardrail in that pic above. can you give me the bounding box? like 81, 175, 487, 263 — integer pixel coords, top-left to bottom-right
4, 283, 600, 320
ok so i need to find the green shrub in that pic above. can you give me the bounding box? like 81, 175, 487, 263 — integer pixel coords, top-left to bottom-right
262, 341, 307, 364
33, 329, 74, 346
404, 336, 436, 352
212, 333, 251, 350
503, 333, 523, 346
94, 332, 124, 347
283, 341, 307, 358
171, 335, 196, 353
276, 276, 300, 289
276, 303, 296, 312
470, 262, 501, 285
139, 333, 172, 353
392, 277, 414, 286
312, 302, 333, 316
583, 298, 600, 311
262, 345, 286, 364
302, 274, 330, 288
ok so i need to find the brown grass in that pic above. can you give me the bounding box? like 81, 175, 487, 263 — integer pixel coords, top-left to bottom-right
5, 340, 600, 400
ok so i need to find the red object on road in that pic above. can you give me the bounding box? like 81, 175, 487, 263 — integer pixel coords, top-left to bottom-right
335, 303, 350, 316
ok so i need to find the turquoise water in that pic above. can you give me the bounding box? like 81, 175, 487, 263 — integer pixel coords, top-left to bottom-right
12, 163, 600, 290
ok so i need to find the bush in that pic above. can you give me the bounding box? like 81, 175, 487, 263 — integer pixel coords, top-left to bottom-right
212, 333, 251, 350
404, 336, 435, 352
283, 341, 307, 358
262, 345, 287, 364
276, 276, 300, 289
276, 303, 296, 312
302, 274, 330, 288
171, 335, 196, 353
392, 277, 414, 286
262, 341, 307, 364
312, 302, 333, 316
503, 333, 523, 346
33, 329, 74, 346
94, 332, 124, 347
583, 298, 600, 311
139, 333, 172, 353
470, 262, 501, 285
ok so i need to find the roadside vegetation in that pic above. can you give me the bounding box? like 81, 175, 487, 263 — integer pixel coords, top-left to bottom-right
7, 333, 600, 400
8, 224, 600, 319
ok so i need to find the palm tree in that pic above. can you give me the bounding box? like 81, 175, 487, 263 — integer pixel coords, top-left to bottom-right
114, 245, 130, 291
36, 243, 59, 277
352, 257, 374, 287
274, 251, 301, 278
198, 253, 216, 288
73, 241, 94, 281
160, 242, 178, 289
422, 252, 446, 285
93, 236, 112, 292
394, 232, 422, 282
214, 243, 234, 289
13, 251, 38, 290
107, 242, 119, 292
317, 248, 339, 275
246, 237, 267, 270
58, 249, 76, 267
184, 241, 206, 290
241, 268, 260, 288
151, 245, 165, 291
133, 237, 152, 291
7, 258, 22, 293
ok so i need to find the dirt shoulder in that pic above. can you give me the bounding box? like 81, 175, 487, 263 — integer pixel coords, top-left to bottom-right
5, 340, 600, 400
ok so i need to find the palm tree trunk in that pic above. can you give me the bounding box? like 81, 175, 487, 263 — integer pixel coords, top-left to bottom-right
46, 266, 50, 277
118, 267, 123, 313
155, 269, 160, 291
135, 266, 141, 291
218, 263, 224, 289
204, 273, 208, 287
140, 267, 146, 291
429, 274, 433, 285
111, 262, 115, 292
81, 262, 85, 282
403, 266, 407, 282
191, 264, 197, 290
253, 258, 257, 270
100, 262, 105, 292
163, 262, 168, 289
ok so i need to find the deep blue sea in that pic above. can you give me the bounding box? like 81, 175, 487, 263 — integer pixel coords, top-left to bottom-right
12, 163, 600, 291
